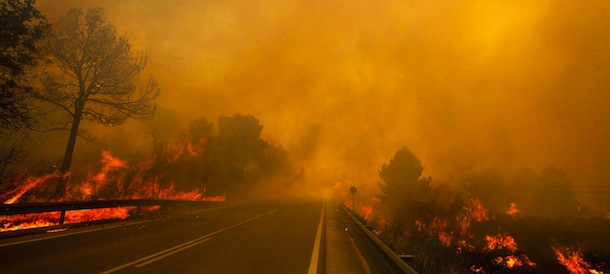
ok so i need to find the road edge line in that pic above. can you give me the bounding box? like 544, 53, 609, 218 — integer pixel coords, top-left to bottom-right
308, 199, 326, 274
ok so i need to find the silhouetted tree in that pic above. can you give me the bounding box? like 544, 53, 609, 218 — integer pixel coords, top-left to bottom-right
189, 117, 214, 143
34, 8, 159, 197
378, 147, 431, 208
0, 0, 48, 133
214, 114, 268, 194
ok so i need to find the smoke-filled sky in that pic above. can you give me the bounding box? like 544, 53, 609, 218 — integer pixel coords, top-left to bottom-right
35, 1, 610, 207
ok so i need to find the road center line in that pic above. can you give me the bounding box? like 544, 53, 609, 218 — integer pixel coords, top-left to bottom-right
308, 199, 325, 274
100, 208, 278, 274
135, 237, 212, 267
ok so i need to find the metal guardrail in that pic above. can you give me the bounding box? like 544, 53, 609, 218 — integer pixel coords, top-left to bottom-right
338, 204, 418, 274
0, 199, 217, 225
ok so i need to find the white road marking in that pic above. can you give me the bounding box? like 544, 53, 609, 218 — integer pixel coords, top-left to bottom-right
0, 219, 153, 248
0, 203, 243, 248
308, 199, 326, 274
135, 237, 212, 267
101, 208, 278, 273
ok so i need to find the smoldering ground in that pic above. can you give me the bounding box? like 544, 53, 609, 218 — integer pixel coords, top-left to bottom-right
30, 1, 610, 209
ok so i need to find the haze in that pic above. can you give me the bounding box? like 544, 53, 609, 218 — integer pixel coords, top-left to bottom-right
34, 1, 610, 209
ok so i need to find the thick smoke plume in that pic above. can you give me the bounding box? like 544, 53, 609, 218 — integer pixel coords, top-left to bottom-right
32, 1, 610, 208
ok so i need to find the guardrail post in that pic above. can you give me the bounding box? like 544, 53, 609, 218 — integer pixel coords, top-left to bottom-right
59, 210, 66, 225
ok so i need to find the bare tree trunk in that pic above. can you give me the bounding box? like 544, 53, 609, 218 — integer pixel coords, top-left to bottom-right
55, 113, 82, 198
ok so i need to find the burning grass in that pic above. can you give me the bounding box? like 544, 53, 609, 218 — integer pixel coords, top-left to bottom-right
373, 202, 610, 273
1, 148, 226, 232
340, 193, 610, 273
0, 207, 137, 232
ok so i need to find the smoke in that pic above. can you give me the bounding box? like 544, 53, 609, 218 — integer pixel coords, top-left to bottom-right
33, 1, 610, 208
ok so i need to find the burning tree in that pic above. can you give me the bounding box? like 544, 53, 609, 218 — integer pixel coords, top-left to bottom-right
34, 7, 159, 197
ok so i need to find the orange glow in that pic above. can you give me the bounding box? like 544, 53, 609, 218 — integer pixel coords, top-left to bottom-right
165, 142, 185, 164
455, 240, 474, 253
506, 202, 519, 217
185, 139, 199, 157
437, 232, 453, 247
360, 205, 373, 221
201, 195, 226, 202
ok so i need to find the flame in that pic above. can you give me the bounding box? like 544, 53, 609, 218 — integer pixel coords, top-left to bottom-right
485, 233, 518, 253
4, 173, 58, 204
163, 139, 200, 164
0, 212, 60, 232
456, 198, 489, 235
68, 151, 128, 200
97, 150, 127, 180
506, 202, 519, 217
412, 197, 539, 268
165, 142, 184, 164
64, 207, 134, 224
416, 217, 466, 250
605, 212, 610, 220
463, 198, 489, 222
186, 139, 198, 156
360, 205, 373, 221
552, 244, 601, 274
493, 254, 536, 268
1, 149, 225, 232
333, 182, 375, 222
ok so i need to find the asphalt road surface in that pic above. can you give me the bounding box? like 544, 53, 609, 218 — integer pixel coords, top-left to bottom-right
0, 199, 325, 274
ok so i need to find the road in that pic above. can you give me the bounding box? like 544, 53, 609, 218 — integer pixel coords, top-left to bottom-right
0, 199, 326, 274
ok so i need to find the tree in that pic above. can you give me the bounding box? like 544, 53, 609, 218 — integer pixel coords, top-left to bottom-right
35, 8, 159, 197
0, 0, 48, 133
378, 147, 431, 208
189, 116, 214, 143
214, 114, 268, 194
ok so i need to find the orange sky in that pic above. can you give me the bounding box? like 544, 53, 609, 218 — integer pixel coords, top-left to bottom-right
35, 0, 610, 208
